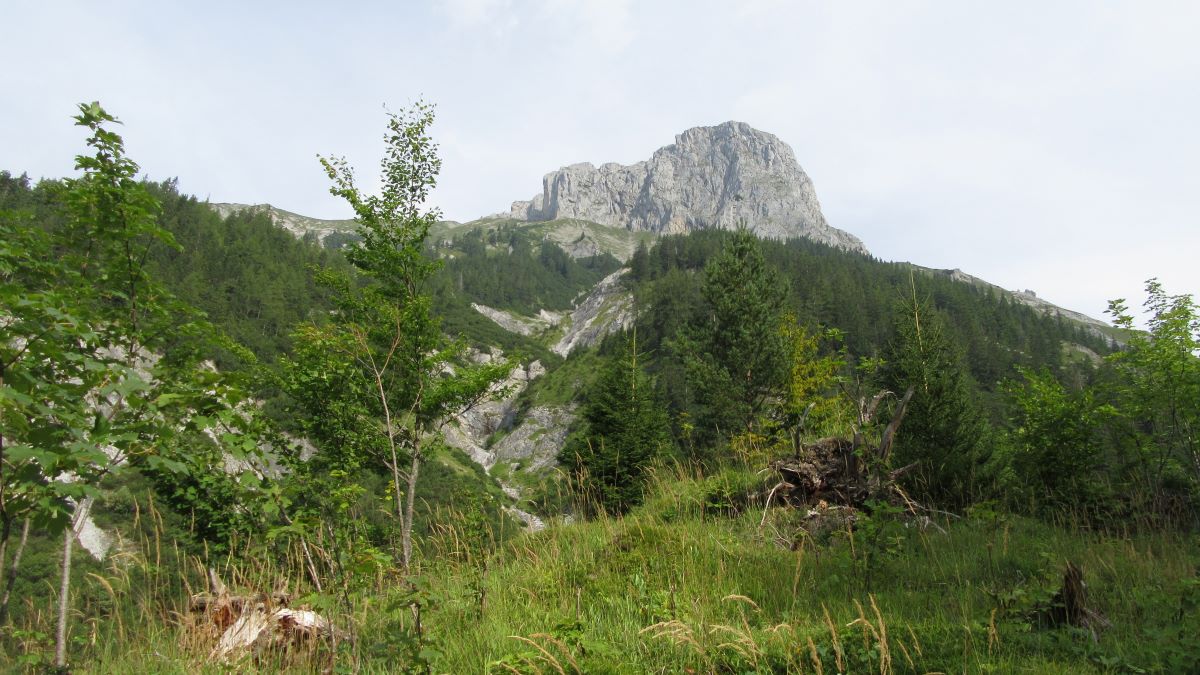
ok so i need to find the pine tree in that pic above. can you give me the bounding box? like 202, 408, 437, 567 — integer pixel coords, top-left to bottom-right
567, 334, 671, 514
879, 291, 987, 506
676, 227, 790, 442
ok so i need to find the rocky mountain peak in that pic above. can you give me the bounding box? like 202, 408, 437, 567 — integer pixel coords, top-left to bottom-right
508, 121, 868, 254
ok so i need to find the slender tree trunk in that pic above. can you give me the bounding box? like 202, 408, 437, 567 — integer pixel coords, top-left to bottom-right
277, 506, 323, 593
0, 517, 30, 624
401, 447, 421, 572
56, 497, 92, 668
56, 521, 76, 667
0, 517, 9, 596
389, 450, 405, 556
0, 365, 9, 575
369, 360, 408, 561
1, 363, 6, 496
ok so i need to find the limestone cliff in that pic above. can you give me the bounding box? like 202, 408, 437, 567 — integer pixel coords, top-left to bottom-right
508, 121, 867, 253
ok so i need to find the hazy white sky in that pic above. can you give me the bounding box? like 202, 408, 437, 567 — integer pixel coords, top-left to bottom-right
4, 0, 1198, 323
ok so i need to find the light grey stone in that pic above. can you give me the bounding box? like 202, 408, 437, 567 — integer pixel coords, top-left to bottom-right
489, 406, 576, 473
509, 121, 868, 253
471, 303, 557, 336
552, 270, 633, 357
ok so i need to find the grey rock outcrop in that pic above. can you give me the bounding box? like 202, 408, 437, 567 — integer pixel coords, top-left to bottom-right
441, 354, 545, 469
470, 303, 557, 337
509, 122, 867, 253
552, 270, 634, 357
490, 406, 576, 473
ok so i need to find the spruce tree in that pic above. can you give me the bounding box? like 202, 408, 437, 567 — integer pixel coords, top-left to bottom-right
567, 335, 671, 514
676, 227, 790, 442
879, 293, 987, 506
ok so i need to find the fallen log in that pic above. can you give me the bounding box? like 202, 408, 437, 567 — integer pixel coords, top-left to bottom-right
212, 606, 337, 660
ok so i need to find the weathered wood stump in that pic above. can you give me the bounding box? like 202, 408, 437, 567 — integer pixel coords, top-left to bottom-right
188, 568, 341, 663
1040, 561, 1112, 641
769, 386, 916, 511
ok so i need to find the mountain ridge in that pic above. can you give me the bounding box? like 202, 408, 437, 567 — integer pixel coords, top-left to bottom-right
917, 265, 1119, 342
506, 121, 868, 253
205, 120, 1114, 334
208, 202, 358, 247
205, 199, 1113, 334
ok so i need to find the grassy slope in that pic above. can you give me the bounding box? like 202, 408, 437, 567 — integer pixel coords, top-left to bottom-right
519, 347, 604, 407
21, 462, 1197, 674
414, 467, 1199, 673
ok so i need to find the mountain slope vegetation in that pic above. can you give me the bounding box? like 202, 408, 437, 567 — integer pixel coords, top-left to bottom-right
1, 105, 1196, 673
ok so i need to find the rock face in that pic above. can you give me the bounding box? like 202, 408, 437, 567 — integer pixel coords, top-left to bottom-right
468, 270, 634, 357
470, 303, 558, 337
509, 122, 867, 254
552, 270, 634, 357
490, 406, 576, 473
441, 354, 545, 469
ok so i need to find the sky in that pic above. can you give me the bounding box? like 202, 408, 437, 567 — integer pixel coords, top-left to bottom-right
4, 0, 1198, 324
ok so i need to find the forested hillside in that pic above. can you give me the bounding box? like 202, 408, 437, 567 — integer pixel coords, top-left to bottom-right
1, 105, 1197, 673
626, 231, 1111, 397
1, 173, 345, 366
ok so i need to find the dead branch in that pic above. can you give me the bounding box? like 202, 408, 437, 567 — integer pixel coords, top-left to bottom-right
877, 386, 915, 464
770, 387, 925, 519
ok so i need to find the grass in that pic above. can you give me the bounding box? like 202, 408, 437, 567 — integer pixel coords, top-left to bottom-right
528, 219, 657, 263
2, 460, 1197, 673
519, 348, 603, 407
444, 217, 657, 264
415, 465, 1199, 673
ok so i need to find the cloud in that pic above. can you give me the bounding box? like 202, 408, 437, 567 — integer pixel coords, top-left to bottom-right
440, 0, 514, 27
438, 0, 634, 47
534, 0, 634, 53
4, 1, 1196, 321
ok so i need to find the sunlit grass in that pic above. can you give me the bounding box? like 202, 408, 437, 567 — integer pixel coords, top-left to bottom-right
3, 461, 1197, 673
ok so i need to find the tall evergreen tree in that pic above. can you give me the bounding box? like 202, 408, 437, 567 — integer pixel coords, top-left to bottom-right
676, 228, 790, 442
879, 292, 987, 506
566, 334, 671, 514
